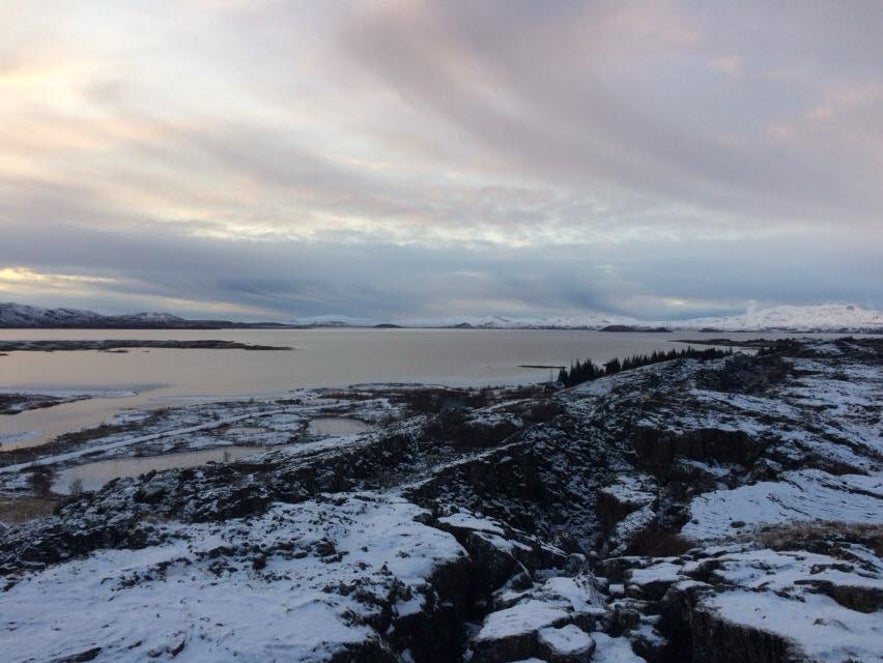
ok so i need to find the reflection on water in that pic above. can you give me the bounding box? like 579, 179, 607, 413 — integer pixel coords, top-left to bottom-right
308, 418, 371, 436
51, 446, 266, 495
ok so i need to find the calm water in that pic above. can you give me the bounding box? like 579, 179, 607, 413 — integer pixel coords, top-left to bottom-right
308, 418, 372, 436
50, 446, 267, 494
0, 328, 787, 448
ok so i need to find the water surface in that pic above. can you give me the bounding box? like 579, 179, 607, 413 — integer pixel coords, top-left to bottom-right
51, 446, 267, 494
0, 328, 800, 447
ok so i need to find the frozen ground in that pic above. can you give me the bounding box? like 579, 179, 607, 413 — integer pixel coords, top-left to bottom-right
1, 493, 465, 662
1, 338, 881, 662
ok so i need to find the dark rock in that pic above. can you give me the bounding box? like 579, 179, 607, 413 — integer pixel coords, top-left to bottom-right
56, 647, 102, 662
631, 426, 764, 476
690, 607, 795, 663
537, 624, 596, 662
595, 485, 655, 538
801, 580, 883, 613
471, 629, 539, 663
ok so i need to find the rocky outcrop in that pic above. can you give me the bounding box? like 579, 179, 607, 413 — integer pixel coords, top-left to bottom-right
694, 353, 789, 394
688, 608, 793, 663
630, 427, 764, 476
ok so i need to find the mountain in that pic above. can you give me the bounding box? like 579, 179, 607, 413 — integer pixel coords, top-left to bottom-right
0, 303, 106, 328
670, 303, 883, 333
0, 303, 279, 329
3, 301, 882, 332
394, 313, 644, 329
398, 304, 883, 333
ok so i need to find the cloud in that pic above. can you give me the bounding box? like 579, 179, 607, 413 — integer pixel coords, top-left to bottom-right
708, 56, 745, 77
336, 0, 883, 226
0, 1, 880, 319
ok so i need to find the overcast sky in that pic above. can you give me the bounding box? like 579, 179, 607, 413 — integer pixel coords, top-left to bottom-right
2, 1, 881, 321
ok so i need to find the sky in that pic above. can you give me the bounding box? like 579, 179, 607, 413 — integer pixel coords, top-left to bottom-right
1, 0, 881, 322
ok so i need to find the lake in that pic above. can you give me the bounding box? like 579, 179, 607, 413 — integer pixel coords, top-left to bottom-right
0, 327, 781, 448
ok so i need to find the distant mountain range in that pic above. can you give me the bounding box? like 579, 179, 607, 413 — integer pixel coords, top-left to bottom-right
2, 301, 882, 333
663, 303, 883, 333
0, 303, 292, 330
390, 303, 883, 333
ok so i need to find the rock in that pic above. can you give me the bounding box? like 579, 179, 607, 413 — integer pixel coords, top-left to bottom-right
596, 481, 656, 538
135, 477, 170, 503
801, 579, 883, 614
537, 624, 596, 662
631, 427, 763, 476
471, 629, 538, 662
57, 647, 102, 662
690, 607, 793, 663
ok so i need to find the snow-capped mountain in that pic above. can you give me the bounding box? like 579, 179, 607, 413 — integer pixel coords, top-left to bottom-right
669, 304, 883, 332
0, 303, 106, 327
395, 313, 642, 329
126, 311, 187, 324
3, 301, 881, 332
0, 303, 199, 329
290, 315, 380, 327
398, 304, 883, 332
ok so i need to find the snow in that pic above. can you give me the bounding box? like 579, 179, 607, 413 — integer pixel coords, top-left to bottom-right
396, 312, 641, 329
629, 546, 883, 663
0, 303, 186, 327
597, 475, 656, 506
671, 303, 883, 332
711, 548, 883, 593
0, 409, 288, 475
537, 623, 595, 655
288, 303, 883, 332
629, 562, 687, 587
4, 300, 882, 331
475, 600, 570, 641
438, 511, 506, 535
2, 335, 881, 661
591, 632, 646, 662
540, 575, 606, 612
705, 588, 883, 662
682, 469, 883, 541
484, 573, 606, 647
0, 493, 466, 663
0, 392, 387, 494
0, 430, 40, 446
130, 311, 185, 322
609, 504, 656, 554
0, 302, 104, 327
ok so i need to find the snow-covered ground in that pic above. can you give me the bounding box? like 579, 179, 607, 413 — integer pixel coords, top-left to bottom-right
628, 545, 883, 662
683, 469, 883, 540
1, 337, 881, 662
0, 389, 398, 493
0, 493, 466, 663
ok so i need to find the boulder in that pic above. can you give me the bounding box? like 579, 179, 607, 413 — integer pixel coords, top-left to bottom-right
537, 624, 596, 663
